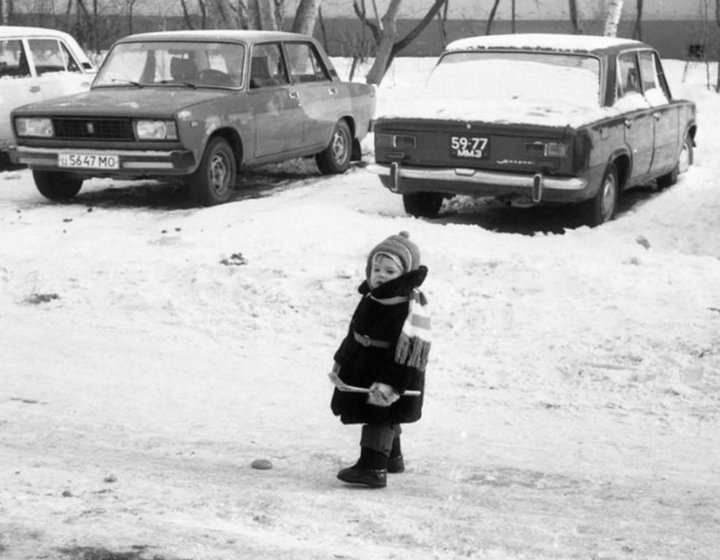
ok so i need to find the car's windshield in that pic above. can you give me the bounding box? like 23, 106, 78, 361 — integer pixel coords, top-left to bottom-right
425, 51, 601, 108
94, 41, 246, 88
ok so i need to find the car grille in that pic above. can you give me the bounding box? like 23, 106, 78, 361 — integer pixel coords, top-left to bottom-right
53, 118, 135, 141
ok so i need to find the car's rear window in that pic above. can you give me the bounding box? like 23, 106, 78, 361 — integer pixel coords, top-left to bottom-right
426, 51, 601, 108
94, 41, 246, 88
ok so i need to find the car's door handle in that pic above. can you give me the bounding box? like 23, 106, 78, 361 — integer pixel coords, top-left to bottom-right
29, 86, 41, 93
652, 111, 662, 120
288, 90, 299, 99
624, 118, 632, 129
328, 87, 338, 95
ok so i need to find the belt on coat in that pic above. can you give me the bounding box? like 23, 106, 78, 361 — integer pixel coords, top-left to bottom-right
353, 331, 392, 348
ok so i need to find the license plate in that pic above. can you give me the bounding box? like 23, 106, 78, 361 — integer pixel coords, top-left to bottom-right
58, 152, 119, 170
450, 135, 489, 159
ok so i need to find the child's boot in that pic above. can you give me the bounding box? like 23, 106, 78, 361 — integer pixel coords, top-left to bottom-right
337, 447, 388, 488
387, 433, 405, 474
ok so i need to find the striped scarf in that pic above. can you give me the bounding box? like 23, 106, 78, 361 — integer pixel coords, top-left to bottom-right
394, 289, 431, 371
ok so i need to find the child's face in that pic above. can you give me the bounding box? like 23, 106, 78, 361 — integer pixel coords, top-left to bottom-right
369, 254, 403, 288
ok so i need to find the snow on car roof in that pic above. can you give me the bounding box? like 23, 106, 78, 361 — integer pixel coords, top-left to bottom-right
446, 33, 645, 54
117, 29, 311, 44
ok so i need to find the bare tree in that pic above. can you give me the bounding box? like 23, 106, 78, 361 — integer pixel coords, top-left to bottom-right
209, 0, 244, 28
355, 0, 449, 85
125, 0, 138, 35
632, 0, 643, 39
207, 0, 319, 33
291, 0, 321, 34
569, 0, 583, 34
604, 0, 624, 37
487, 0, 501, 35
180, 0, 208, 29
257, 0, 279, 30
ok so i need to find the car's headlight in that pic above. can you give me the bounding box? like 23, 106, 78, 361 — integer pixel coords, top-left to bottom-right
134, 120, 178, 140
15, 117, 54, 137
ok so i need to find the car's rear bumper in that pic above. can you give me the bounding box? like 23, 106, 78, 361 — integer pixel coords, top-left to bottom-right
10, 146, 196, 175
368, 162, 590, 204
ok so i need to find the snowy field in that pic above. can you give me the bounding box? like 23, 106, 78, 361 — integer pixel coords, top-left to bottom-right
1, 58, 719, 560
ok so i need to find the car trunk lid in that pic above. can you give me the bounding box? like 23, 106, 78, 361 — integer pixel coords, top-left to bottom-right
374, 117, 578, 175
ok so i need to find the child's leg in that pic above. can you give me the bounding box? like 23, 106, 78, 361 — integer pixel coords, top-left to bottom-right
388, 425, 405, 473
337, 424, 396, 488
360, 423, 396, 457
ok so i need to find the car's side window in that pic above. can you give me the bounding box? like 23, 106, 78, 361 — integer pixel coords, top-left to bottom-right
0, 39, 31, 78
638, 50, 670, 106
617, 52, 642, 98
28, 38, 80, 75
284, 42, 330, 83
249, 43, 289, 89
638, 51, 659, 91
60, 42, 82, 72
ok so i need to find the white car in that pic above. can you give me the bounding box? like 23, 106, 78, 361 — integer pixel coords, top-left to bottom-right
0, 26, 95, 166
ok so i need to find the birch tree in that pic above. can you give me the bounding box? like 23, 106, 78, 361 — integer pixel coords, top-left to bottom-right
603, 0, 624, 37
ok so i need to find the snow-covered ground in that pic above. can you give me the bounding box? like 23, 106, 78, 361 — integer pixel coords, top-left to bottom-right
1, 59, 719, 560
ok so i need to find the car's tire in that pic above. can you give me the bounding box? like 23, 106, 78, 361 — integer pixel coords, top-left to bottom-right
33, 170, 83, 202
316, 120, 352, 175
189, 137, 237, 206
583, 163, 619, 227
656, 133, 693, 190
403, 192, 443, 219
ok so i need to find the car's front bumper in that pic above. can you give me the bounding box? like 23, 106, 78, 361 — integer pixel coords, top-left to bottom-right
368, 162, 590, 204
10, 146, 196, 175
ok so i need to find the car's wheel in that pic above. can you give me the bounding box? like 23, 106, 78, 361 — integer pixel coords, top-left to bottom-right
190, 137, 237, 206
583, 163, 619, 227
316, 120, 352, 175
657, 133, 693, 190
403, 192, 443, 219
33, 170, 83, 202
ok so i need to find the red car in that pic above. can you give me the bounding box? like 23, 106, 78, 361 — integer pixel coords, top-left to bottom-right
369, 34, 696, 226
11, 30, 375, 205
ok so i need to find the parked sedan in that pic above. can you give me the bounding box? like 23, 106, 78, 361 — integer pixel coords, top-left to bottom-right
369, 34, 696, 226
0, 26, 95, 166
10, 30, 375, 205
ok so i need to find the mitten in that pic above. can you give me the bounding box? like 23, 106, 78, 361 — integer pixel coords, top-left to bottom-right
367, 382, 400, 407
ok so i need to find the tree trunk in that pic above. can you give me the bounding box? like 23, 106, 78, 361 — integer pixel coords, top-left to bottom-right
364, 0, 402, 85
291, 0, 321, 35
603, 0, 624, 37
632, 0, 643, 39
257, 0, 278, 30
569, 0, 583, 34
209, 0, 243, 28
511, 0, 516, 34
486, 0, 501, 35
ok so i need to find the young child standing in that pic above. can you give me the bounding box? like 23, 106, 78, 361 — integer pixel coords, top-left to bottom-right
330, 231, 430, 488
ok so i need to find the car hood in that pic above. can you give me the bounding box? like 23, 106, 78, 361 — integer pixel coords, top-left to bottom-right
13, 87, 230, 116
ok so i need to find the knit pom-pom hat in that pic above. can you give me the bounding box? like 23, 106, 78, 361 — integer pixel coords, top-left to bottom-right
366, 231, 421, 281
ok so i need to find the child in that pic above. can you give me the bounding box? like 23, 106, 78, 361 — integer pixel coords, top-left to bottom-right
330, 231, 430, 488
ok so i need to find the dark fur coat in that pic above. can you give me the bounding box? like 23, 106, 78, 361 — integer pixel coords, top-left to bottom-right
330, 266, 428, 425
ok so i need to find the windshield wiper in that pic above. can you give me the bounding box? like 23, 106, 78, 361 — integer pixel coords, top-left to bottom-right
106, 78, 144, 88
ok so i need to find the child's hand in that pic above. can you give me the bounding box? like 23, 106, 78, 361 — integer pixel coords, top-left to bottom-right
331, 362, 340, 374
367, 382, 400, 407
